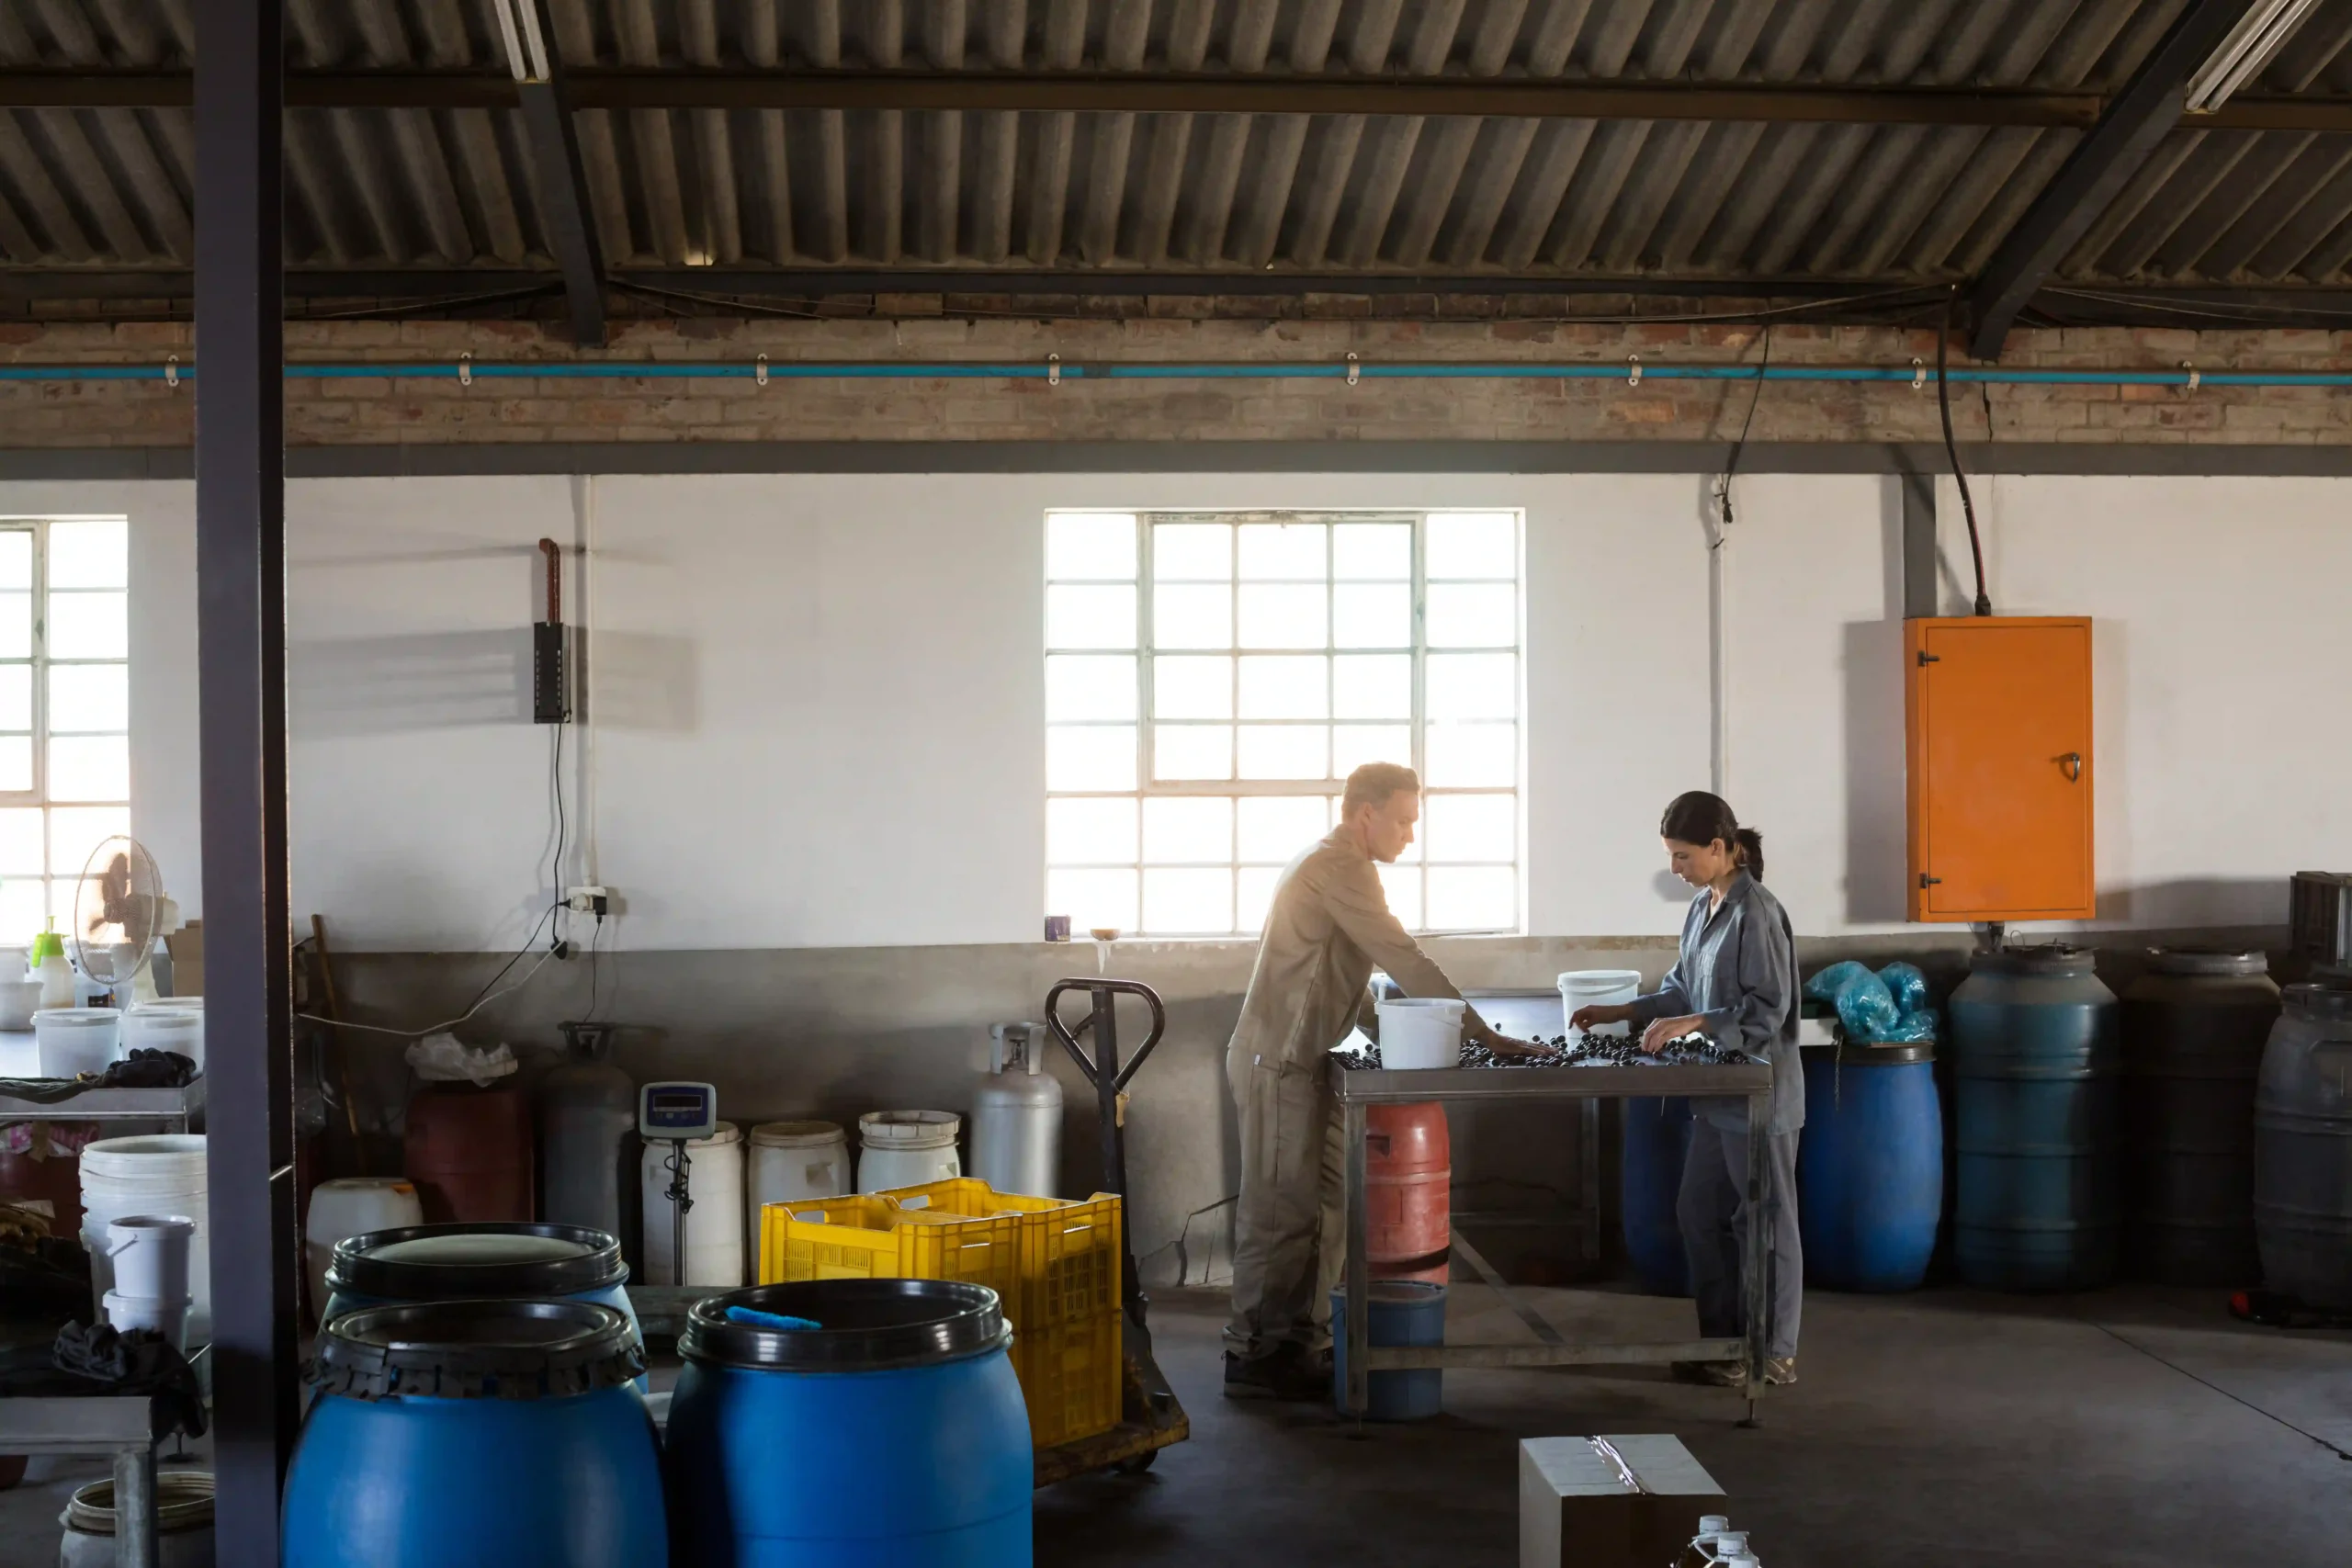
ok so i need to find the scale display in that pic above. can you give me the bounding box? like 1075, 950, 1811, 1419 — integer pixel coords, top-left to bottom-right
639, 1081, 718, 1142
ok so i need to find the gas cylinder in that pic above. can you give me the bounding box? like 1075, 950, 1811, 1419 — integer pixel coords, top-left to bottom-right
539, 1023, 639, 1272
971, 1022, 1062, 1199
405, 1084, 534, 1224
1366, 1102, 1451, 1285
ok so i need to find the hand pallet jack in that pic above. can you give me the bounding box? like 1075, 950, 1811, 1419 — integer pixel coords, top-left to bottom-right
1032, 977, 1191, 1485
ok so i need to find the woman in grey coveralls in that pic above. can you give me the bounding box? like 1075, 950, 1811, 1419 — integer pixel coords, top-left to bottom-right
1569, 790, 1804, 1385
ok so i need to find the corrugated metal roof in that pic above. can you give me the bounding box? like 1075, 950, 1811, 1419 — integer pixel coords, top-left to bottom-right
3, 0, 2352, 294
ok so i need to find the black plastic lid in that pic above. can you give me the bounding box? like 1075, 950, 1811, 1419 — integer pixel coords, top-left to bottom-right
2312, 962, 2352, 987
680, 1280, 1010, 1372
1971, 944, 2097, 976
2284, 983, 2352, 1018
326, 1223, 626, 1302
1803, 1040, 1935, 1065
312, 1299, 643, 1401
2146, 947, 2270, 978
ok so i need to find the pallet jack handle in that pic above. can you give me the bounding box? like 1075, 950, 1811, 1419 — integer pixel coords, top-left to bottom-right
1045, 978, 1166, 1315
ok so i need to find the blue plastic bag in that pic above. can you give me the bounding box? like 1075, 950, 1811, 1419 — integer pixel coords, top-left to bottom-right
1876, 962, 1931, 1017
1802, 961, 1901, 1042
1873, 1007, 1939, 1044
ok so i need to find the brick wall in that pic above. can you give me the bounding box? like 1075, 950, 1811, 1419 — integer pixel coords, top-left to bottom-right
4, 310, 2350, 448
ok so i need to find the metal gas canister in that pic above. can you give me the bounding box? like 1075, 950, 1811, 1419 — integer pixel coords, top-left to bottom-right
971, 1022, 1064, 1199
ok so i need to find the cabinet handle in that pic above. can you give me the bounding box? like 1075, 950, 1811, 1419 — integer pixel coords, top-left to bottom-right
2058, 752, 2083, 782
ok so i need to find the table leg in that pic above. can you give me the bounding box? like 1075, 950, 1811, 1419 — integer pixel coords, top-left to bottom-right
114, 1443, 156, 1568
1343, 1097, 1369, 1420
1739, 1089, 1770, 1428
1578, 1098, 1601, 1267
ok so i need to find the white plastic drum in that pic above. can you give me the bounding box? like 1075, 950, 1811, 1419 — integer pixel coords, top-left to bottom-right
639, 1122, 744, 1287
121, 1004, 205, 1072
855, 1111, 962, 1195
302, 1178, 425, 1321
80, 1134, 209, 1342
35, 1010, 120, 1078
1558, 970, 1645, 1042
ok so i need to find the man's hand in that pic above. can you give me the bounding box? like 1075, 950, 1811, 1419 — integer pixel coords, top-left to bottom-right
1640, 1014, 1707, 1054
1476, 1031, 1557, 1058
1568, 1002, 1636, 1032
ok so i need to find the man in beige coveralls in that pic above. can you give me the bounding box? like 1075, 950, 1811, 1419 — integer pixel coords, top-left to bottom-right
1223, 761, 1543, 1400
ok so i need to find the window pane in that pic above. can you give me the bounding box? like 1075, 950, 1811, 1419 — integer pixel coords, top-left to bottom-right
1333, 654, 1410, 720
1425, 723, 1516, 786
1154, 584, 1232, 649
1143, 796, 1233, 863
1046, 585, 1136, 649
1046, 513, 1136, 580
1426, 793, 1516, 862
49, 592, 128, 660
1333, 724, 1412, 777
1427, 652, 1517, 720
51, 806, 128, 878
0, 808, 40, 874
1153, 655, 1232, 719
1046, 726, 1136, 791
50, 736, 128, 802
1426, 584, 1518, 649
1153, 523, 1229, 580
1046, 655, 1136, 721
1428, 865, 1517, 931
1238, 522, 1325, 580
0, 594, 29, 660
1143, 867, 1232, 934
1238, 795, 1332, 862
0, 878, 41, 946
1238, 584, 1325, 649
0, 738, 28, 791
1427, 512, 1516, 578
1332, 584, 1408, 649
50, 521, 128, 589
0, 533, 28, 591
1238, 725, 1328, 780
1376, 863, 1422, 928
1238, 866, 1283, 934
1334, 523, 1409, 580
1047, 868, 1136, 934
1154, 724, 1233, 781
1047, 796, 1137, 864
0, 666, 28, 730
1238, 655, 1327, 719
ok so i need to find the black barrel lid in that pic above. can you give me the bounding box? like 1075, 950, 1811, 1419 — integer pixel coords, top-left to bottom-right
2146, 947, 2270, 978
1971, 943, 2097, 976
2312, 962, 2352, 988
1803, 1039, 1935, 1065
2284, 983, 2352, 1018
312, 1299, 643, 1401
680, 1280, 1010, 1372
325, 1223, 626, 1301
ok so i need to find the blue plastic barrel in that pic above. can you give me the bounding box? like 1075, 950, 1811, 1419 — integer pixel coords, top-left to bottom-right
1621, 1098, 1694, 1296
2255, 983, 2352, 1310
282, 1299, 665, 1568
1798, 1042, 1943, 1291
1950, 946, 2120, 1292
1329, 1281, 1445, 1421
666, 1279, 1033, 1567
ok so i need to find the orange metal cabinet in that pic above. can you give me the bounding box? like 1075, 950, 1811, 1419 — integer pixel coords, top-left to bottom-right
1905, 616, 2094, 922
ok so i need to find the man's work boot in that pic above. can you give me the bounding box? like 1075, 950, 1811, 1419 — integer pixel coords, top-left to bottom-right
1222, 1348, 1295, 1401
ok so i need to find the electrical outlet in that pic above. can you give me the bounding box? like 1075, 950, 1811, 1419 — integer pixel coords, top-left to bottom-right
567, 886, 612, 916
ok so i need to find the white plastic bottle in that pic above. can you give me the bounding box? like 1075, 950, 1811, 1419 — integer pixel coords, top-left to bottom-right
33, 924, 75, 1010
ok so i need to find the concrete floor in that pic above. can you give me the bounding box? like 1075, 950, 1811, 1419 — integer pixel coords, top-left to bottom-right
2, 1281, 2345, 1566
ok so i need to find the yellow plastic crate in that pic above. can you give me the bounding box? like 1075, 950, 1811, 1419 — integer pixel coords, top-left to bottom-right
880, 1179, 1123, 1331
1012, 1308, 1125, 1450
759, 1191, 1025, 1308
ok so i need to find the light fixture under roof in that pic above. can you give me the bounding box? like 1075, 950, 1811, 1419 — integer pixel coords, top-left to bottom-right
2185, 0, 2320, 113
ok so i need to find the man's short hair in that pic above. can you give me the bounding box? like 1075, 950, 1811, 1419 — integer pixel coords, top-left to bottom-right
1343, 761, 1421, 816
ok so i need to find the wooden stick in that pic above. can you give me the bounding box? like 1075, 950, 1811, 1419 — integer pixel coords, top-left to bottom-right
310, 912, 361, 1139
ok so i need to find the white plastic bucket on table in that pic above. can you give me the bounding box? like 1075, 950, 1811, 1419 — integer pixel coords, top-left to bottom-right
105, 1214, 195, 1302
81, 1134, 209, 1342
1375, 998, 1467, 1070
856, 1110, 962, 1194
301, 1178, 424, 1319
35, 1009, 120, 1078
102, 1289, 191, 1351
639, 1122, 744, 1287
121, 1005, 205, 1071
1558, 970, 1645, 1042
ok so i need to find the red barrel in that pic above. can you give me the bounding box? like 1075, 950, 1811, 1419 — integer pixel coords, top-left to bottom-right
404, 1086, 535, 1223
1365, 1103, 1450, 1284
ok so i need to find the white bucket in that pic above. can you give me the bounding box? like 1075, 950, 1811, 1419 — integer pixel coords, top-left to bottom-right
60, 1470, 215, 1568
1374, 998, 1467, 1070
1558, 970, 1645, 1041
122, 1005, 205, 1071
750, 1121, 850, 1208
102, 1290, 191, 1351
35, 1009, 120, 1078
302, 1178, 424, 1319
856, 1111, 962, 1195
105, 1214, 195, 1302
639, 1122, 743, 1288
81, 1135, 209, 1342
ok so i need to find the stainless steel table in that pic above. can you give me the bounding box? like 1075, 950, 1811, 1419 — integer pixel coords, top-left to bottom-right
0, 1031, 206, 1133
1334, 1056, 1776, 1426
0, 1393, 171, 1567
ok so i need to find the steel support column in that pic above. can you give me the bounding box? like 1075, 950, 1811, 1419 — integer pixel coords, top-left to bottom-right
194, 1, 296, 1561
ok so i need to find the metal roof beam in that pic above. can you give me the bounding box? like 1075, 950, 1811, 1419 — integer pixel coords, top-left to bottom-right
494, 0, 607, 347
1964, 0, 2264, 359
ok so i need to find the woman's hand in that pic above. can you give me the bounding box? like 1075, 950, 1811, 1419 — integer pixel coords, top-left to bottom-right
1641, 1015, 1707, 1054
1479, 1032, 1557, 1058
1568, 1003, 1636, 1032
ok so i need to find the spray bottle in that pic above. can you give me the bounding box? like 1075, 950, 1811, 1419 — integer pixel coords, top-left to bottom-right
31, 921, 74, 1010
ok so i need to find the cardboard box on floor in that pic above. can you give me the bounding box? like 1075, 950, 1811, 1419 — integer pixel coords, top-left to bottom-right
1521, 1434, 1724, 1568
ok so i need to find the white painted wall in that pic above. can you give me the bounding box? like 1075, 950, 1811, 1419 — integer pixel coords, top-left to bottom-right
6, 468, 2342, 950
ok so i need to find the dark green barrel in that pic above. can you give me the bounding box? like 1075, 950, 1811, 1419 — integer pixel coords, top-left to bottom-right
1950, 946, 2120, 1292
2254, 984, 2352, 1311
2120, 949, 2279, 1285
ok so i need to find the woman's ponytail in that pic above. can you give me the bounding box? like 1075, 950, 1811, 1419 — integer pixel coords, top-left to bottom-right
1735, 827, 1765, 883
